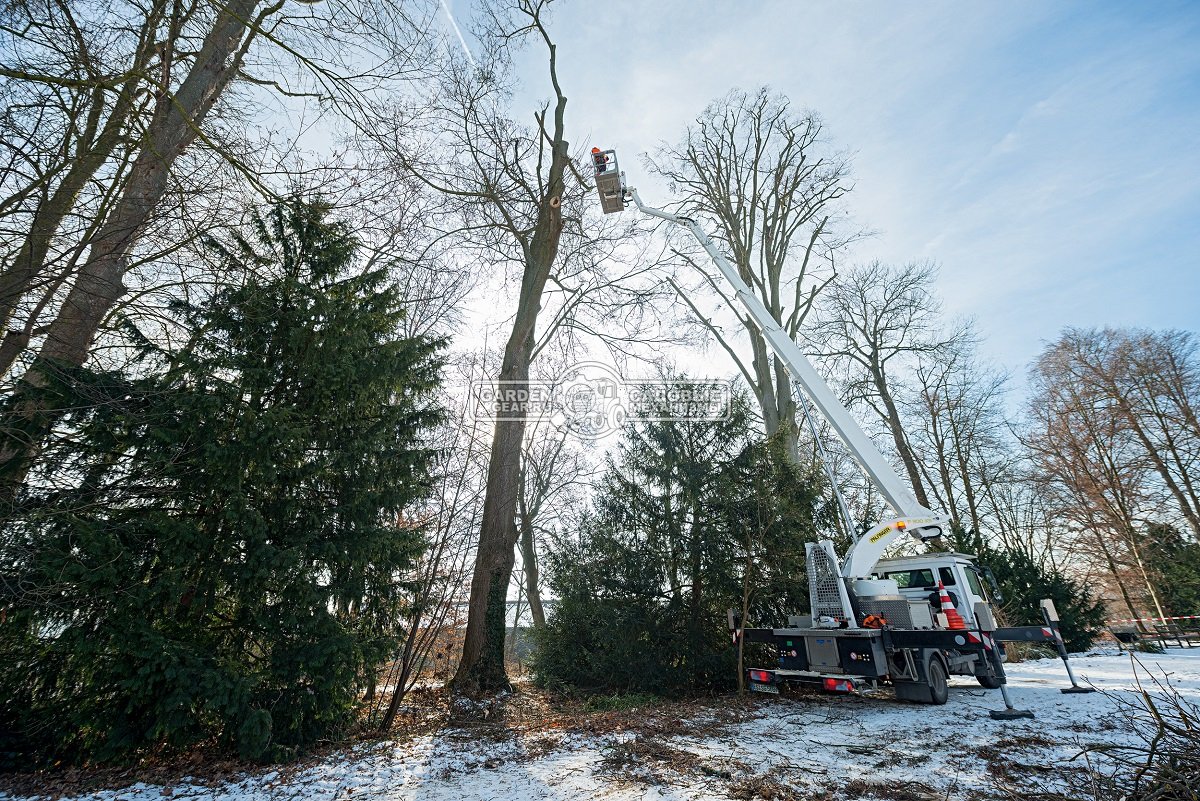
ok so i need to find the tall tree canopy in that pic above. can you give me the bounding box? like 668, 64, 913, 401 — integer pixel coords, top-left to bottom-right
648, 88, 854, 463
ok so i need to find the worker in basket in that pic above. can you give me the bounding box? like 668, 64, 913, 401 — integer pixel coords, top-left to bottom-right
591, 146, 609, 173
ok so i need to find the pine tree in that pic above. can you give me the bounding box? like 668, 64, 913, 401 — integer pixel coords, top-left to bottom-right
978, 546, 1106, 652
533, 384, 821, 695
0, 198, 444, 765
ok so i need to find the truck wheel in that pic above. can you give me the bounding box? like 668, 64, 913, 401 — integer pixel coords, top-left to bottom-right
927, 656, 949, 705
976, 674, 1003, 689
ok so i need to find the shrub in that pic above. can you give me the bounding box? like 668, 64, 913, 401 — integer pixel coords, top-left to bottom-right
582, 693, 662, 713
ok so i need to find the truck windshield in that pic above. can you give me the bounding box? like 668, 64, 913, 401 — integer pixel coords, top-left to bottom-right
965, 567, 987, 600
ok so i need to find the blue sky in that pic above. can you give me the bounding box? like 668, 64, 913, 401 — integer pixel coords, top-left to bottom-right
452, 0, 1200, 386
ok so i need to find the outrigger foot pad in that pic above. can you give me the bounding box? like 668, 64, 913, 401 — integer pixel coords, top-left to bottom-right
1061, 687, 1096, 694
990, 708, 1035, 720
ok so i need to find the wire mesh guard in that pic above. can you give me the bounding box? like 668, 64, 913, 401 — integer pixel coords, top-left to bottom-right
806, 541, 851, 623
857, 598, 915, 629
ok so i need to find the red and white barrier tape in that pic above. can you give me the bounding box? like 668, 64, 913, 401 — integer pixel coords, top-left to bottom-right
1110, 615, 1200, 624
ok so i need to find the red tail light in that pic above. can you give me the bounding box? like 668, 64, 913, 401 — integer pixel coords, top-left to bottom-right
749, 670, 773, 683
823, 678, 852, 693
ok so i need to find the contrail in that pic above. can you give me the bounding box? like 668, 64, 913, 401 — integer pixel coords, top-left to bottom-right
439, 0, 476, 67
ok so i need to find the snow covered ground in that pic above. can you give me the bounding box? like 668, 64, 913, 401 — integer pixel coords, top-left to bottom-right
4, 648, 1198, 801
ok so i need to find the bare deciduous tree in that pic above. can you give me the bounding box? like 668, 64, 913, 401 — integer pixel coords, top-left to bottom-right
0, 0, 172, 376
814, 260, 955, 510
377, 0, 671, 693
1025, 335, 1169, 624
0, 0, 282, 500
378, 0, 576, 695
1055, 328, 1200, 536
0, 0, 436, 497
646, 88, 855, 463
907, 328, 1013, 551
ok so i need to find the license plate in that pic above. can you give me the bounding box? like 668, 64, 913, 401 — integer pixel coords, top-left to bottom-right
749, 681, 779, 694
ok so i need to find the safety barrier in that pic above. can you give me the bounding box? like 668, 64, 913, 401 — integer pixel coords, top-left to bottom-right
1110, 615, 1200, 624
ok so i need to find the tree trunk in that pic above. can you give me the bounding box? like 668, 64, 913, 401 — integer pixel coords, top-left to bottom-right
927, 403, 961, 533
737, 562, 751, 695
454, 395, 528, 695
451, 74, 568, 694
688, 500, 704, 644
771, 353, 801, 464
519, 513, 546, 629
0, 0, 261, 495
452, 272, 558, 696
380, 617, 421, 731
949, 423, 983, 549
873, 362, 931, 508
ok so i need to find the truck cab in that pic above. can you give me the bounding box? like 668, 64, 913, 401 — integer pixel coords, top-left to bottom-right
874, 552, 995, 629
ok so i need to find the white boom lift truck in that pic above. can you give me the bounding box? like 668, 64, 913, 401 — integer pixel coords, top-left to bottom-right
591, 148, 1094, 718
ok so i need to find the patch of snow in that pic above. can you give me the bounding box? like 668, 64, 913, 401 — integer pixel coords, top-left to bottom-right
4, 648, 1197, 801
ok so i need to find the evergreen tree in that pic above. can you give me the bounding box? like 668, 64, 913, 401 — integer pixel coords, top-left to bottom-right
533, 386, 822, 695
1147, 524, 1200, 617
978, 546, 1106, 652
0, 198, 444, 765
718, 435, 824, 628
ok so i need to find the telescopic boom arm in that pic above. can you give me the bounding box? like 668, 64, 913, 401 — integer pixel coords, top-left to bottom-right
594, 152, 948, 578
630, 190, 930, 521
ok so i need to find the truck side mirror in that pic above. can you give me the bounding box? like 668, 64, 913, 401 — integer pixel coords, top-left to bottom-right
981, 565, 1004, 604
973, 602, 997, 632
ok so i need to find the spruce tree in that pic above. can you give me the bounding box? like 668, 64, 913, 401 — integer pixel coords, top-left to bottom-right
0, 198, 443, 765
533, 384, 821, 695
978, 546, 1106, 652
1147, 524, 1200, 618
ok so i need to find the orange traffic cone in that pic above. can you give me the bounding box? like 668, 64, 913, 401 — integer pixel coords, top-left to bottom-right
937, 581, 967, 630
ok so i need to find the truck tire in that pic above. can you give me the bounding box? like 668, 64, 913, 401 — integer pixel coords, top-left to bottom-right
976, 673, 1003, 689
927, 656, 949, 705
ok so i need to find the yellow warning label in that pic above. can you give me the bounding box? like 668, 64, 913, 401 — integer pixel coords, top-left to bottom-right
869, 526, 891, 543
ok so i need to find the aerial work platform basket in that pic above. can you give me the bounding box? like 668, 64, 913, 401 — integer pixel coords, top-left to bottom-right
590, 147, 626, 214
